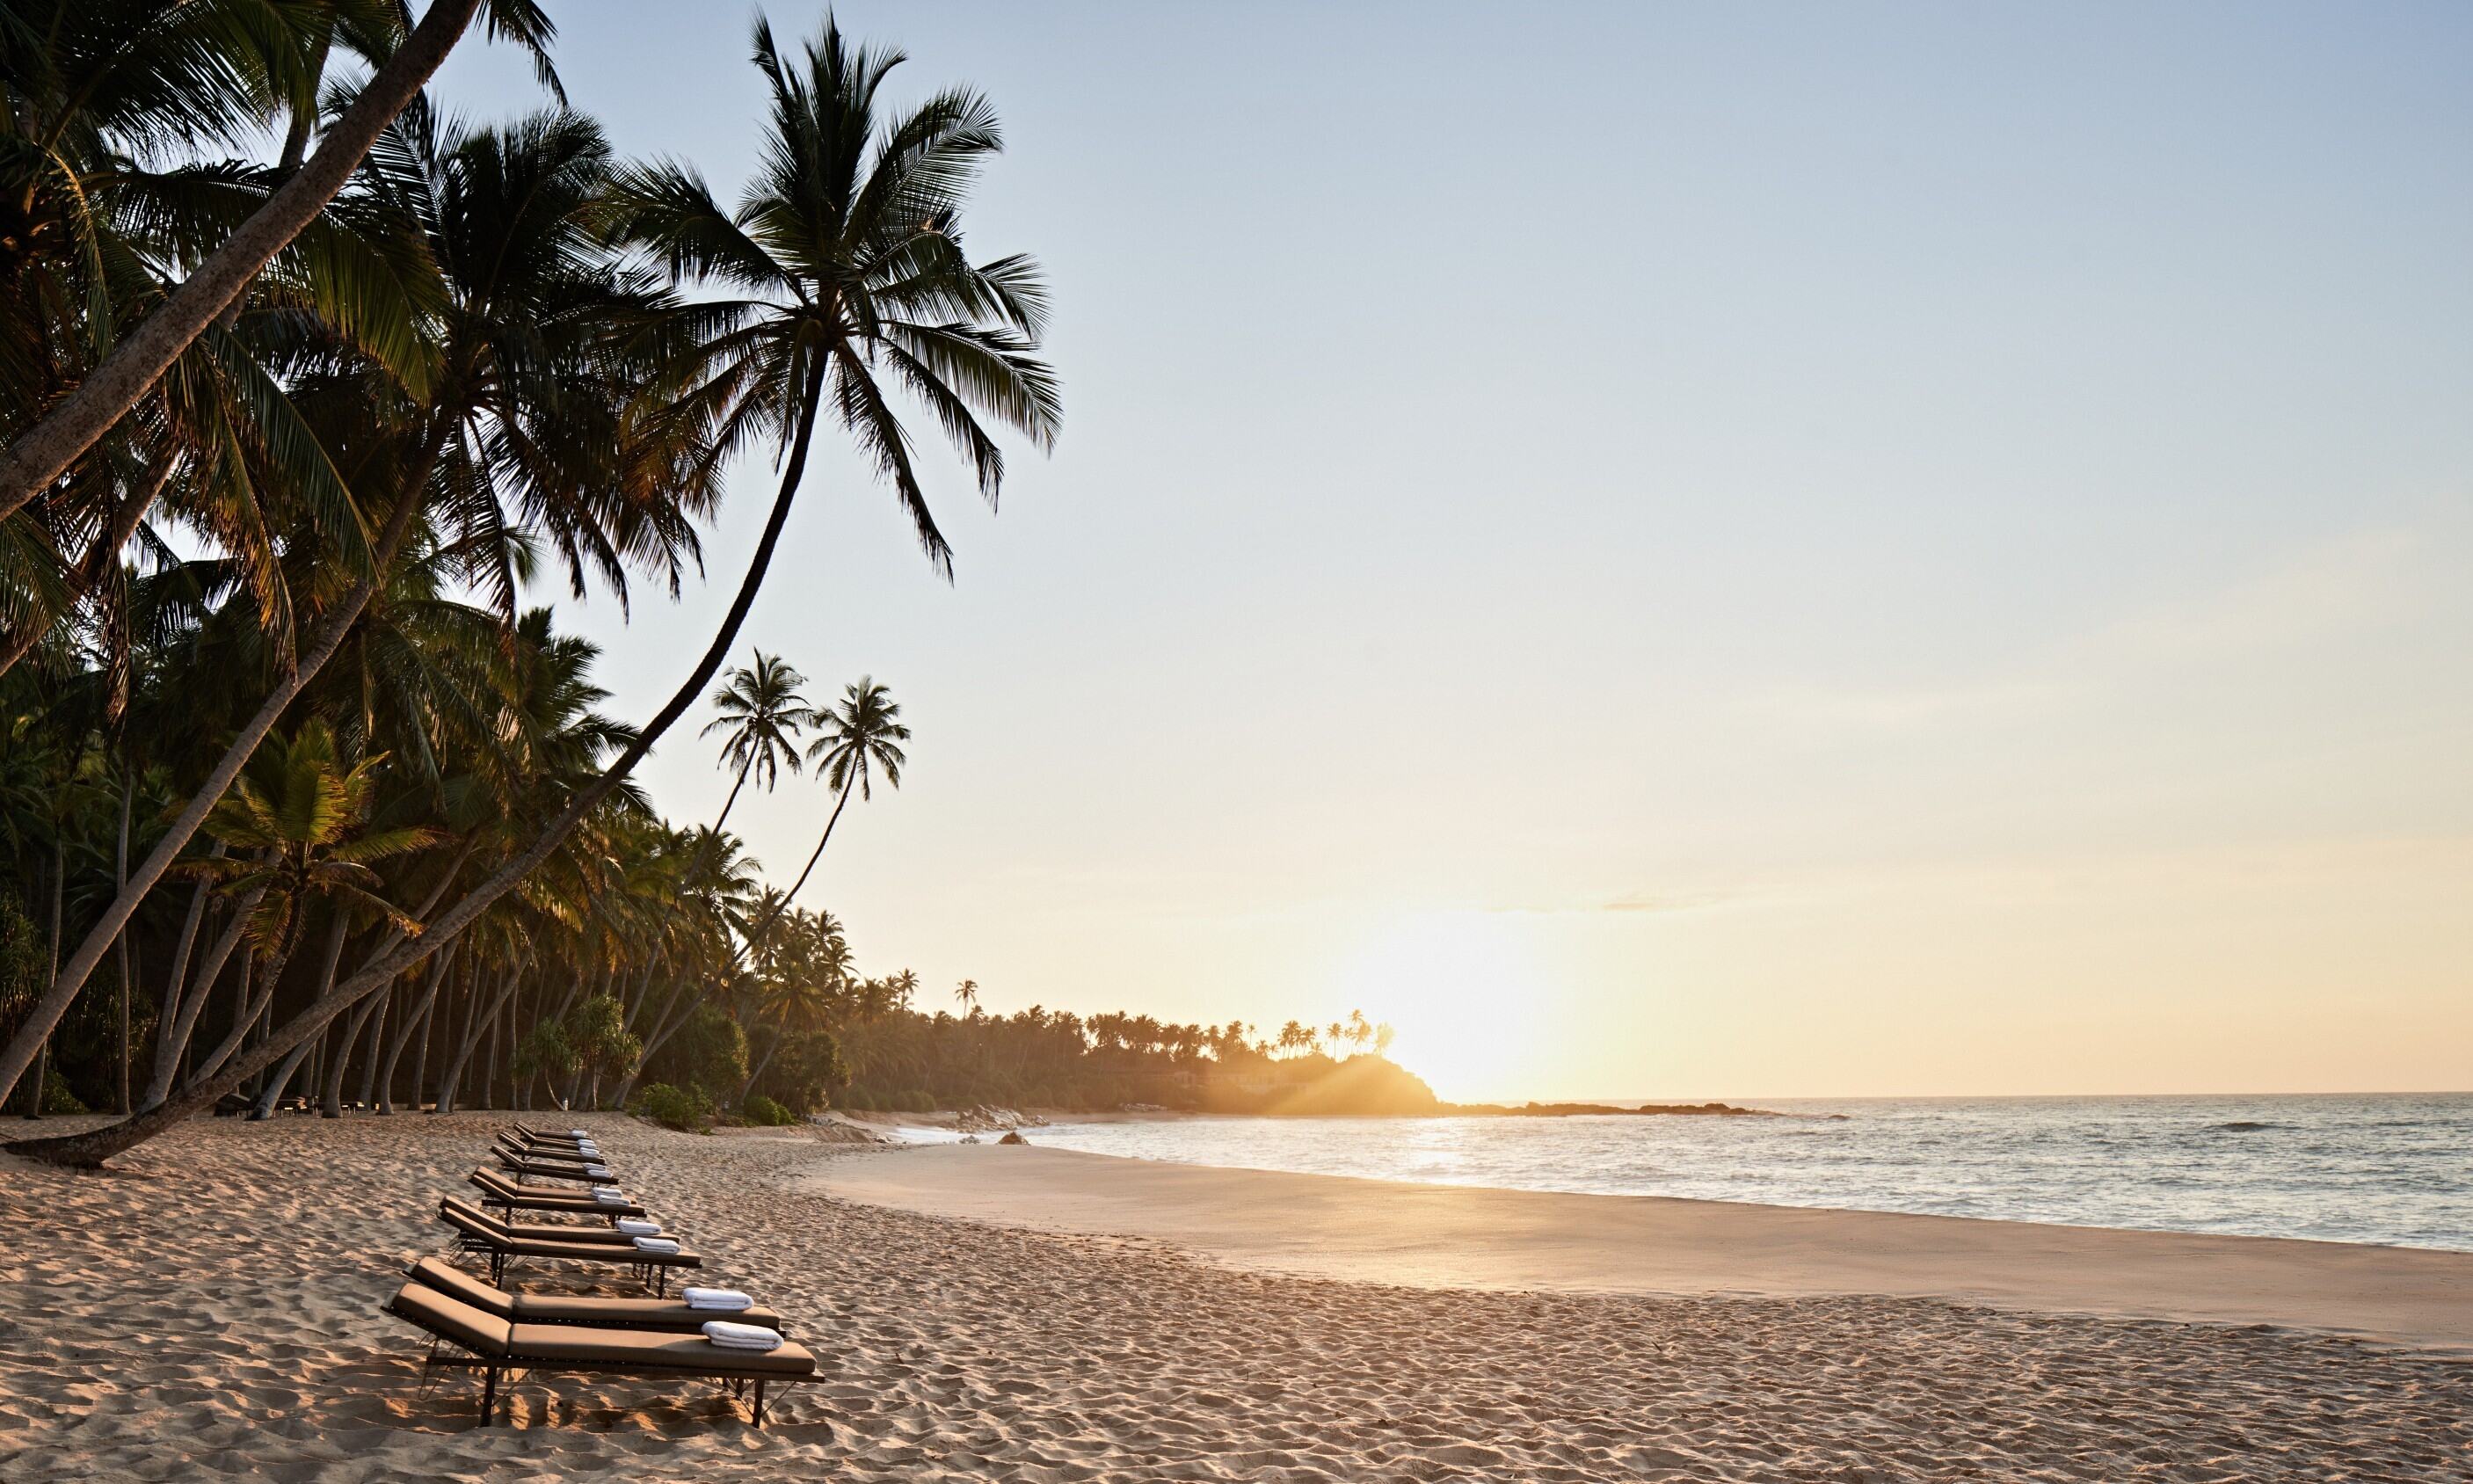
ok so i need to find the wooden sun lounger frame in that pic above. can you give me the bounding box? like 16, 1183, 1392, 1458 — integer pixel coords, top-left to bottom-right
493, 1147, 611, 1184
467, 1168, 644, 1221
416, 1342, 785, 1427
438, 1199, 697, 1295
389, 1291, 803, 1428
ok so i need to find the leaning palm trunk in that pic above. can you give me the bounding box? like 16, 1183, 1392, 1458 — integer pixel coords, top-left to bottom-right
142, 887, 258, 1109
113, 773, 135, 1114
248, 915, 351, 1118
736, 1022, 786, 1106
0, 459, 436, 1110
375, 951, 454, 1115
776, 773, 856, 913
434, 958, 526, 1116
347, 981, 393, 1112
140, 852, 224, 1108
322, 986, 383, 1117
608, 980, 697, 1108
0, 0, 484, 522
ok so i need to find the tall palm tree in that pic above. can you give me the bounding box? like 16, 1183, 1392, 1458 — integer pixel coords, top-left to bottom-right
954, 978, 978, 1016
778, 677, 908, 908
698, 650, 814, 839
7, 11, 1058, 1166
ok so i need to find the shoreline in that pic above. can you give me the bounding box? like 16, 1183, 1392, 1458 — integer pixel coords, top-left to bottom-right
3, 1115, 2468, 1480
810, 1142, 2473, 1355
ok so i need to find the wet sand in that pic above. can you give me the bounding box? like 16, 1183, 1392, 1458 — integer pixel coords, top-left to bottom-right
814, 1143, 2473, 1352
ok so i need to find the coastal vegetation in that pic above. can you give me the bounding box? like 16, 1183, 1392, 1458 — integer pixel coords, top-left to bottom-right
0, 5, 1058, 1163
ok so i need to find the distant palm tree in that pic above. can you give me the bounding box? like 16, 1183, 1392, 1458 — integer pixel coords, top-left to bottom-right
779, 678, 910, 907
955, 978, 979, 1016
700, 650, 816, 837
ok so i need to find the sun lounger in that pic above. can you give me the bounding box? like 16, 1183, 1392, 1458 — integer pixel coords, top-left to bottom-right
495, 1132, 596, 1163
437, 1197, 700, 1294
467, 1168, 647, 1220
404, 1256, 783, 1332
513, 1124, 593, 1145
385, 1276, 812, 1426
499, 1138, 595, 1157
492, 1146, 612, 1184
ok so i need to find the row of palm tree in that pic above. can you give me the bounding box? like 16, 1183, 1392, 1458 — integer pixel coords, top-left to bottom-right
832, 990, 1401, 1113
0, 4, 1058, 1165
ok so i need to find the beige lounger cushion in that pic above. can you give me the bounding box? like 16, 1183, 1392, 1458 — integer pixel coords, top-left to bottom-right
406, 1256, 782, 1330
468, 1169, 649, 1217
439, 1199, 701, 1267
508, 1320, 817, 1375
392, 1283, 814, 1377
392, 1278, 512, 1356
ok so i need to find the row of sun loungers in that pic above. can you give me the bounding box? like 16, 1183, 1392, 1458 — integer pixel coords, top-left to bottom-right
382, 1124, 818, 1427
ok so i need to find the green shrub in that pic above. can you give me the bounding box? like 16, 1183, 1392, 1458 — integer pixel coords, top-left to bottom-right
835, 1083, 875, 1111
40, 1066, 86, 1115
634, 1081, 714, 1132
896, 1088, 935, 1114
742, 1093, 797, 1127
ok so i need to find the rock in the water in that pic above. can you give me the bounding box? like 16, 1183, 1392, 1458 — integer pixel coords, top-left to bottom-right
998, 1130, 1028, 1146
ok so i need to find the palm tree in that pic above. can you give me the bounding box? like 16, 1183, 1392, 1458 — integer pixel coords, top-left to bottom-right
0, 104, 699, 1112
180, 719, 437, 1016
954, 978, 978, 1016
778, 678, 909, 908
0, 0, 556, 518
7, 11, 1058, 1166
699, 651, 815, 838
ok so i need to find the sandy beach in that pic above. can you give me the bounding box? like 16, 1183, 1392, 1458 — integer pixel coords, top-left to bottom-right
3, 1116, 2469, 1482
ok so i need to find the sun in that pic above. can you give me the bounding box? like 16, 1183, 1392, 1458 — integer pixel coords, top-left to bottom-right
1333, 910, 1556, 1102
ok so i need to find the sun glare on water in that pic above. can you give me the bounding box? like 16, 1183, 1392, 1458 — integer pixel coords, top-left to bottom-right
1335, 910, 1558, 1102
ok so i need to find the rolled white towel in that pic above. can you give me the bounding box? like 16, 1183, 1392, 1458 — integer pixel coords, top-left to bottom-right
574, 1142, 600, 1156
570, 1128, 589, 1138
590, 1188, 628, 1205
682, 1287, 753, 1312
614, 1217, 662, 1236
701, 1320, 782, 1351
631, 1235, 680, 1255
583, 1165, 614, 1180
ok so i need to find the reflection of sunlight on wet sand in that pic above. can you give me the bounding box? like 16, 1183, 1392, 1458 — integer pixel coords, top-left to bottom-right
1337, 911, 1557, 1102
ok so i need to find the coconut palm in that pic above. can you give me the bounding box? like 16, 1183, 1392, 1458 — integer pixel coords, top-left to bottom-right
180, 719, 437, 1004
0, 0, 560, 518
8, 8, 1058, 1168
699, 650, 814, 838
777, 677, 908, 909
0, 104, 698, 1112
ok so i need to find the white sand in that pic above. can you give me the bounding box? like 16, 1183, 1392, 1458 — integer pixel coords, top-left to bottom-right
815, 1144, 2473, 1352
1, 1115, 2467, 1481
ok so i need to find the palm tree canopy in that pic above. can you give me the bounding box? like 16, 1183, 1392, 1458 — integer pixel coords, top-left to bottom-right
808, 674, 906, 799
700, 648, 813, 790
610, 12, 1062, 580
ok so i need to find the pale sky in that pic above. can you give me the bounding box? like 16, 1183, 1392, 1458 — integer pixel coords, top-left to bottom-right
433, 3, 2473, 1101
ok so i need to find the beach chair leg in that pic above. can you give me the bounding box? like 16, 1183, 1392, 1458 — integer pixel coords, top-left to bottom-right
753, 1379, 767, 1428
490, 1250, 506, 1286
480, 1365, 498, 1424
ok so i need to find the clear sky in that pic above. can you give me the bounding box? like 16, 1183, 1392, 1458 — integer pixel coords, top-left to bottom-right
433, 3, 2473, 1101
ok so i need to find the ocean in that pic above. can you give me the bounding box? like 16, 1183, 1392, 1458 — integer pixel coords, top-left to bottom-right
1015, 1092, 2471, 1251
